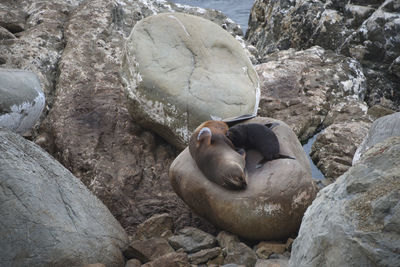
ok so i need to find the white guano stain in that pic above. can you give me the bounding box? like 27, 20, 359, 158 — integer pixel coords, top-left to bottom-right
254, 203, 281, 216
0, 91, 45, 134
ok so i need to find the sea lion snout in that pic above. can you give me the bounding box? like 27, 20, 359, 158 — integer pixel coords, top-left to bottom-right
223, 162, 248, 190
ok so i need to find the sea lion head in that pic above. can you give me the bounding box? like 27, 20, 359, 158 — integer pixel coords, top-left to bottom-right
221, 161, 248, 190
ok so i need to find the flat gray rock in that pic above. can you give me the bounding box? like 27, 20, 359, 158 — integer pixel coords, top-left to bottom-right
0, 128, 128, 267
0, 69, 45, 133
353, 112, 400, 164
122, 12, 259, 149
290, 136, 400, 267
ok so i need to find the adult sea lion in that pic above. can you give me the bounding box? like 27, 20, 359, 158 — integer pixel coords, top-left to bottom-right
189, 121, 247, 190
227, 123, 294, 168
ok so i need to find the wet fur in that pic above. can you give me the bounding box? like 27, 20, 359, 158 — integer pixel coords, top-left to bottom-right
227, 123, 294, 167
189, 121, 247, 190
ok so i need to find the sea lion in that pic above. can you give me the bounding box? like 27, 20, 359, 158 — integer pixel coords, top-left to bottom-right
227, 123, 294, 168
189, 121, 247, 190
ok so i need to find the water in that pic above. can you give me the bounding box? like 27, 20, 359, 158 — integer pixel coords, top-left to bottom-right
170, 0, 255, 32
302, 134, 325, 180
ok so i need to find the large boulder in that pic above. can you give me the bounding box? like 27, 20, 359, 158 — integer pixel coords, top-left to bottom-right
246, 0, 400, 110
0, 69, 45, 133
169, 117, 316, 240
0, 128, 128, 267
353, 112, 400, 164
289, 136, 400, 267
121, 12, 260, 149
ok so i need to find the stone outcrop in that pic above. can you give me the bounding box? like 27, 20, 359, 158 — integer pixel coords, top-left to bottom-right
170, 117, 316, 240
0, 0, 256, 236
0, 69, 45, 133
255, 46, 372, 180
353, 112, 400, 164
121, 12, 260, 149
289, 136, 400, 267
0, 128, 128, 267
246, 0, 400, 110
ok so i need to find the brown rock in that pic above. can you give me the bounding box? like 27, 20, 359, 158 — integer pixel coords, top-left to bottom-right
123, 238, 174, 263
82, 264, 106, 267
170, 117, 316, 241
217, 231, 257, 267
255, 242, 286, 259
125, 259, 141, 267
188, 247, 222, 264
255, 259, 289, 267
367, 105, 396, 120
135, 213, 173, 241
141, 252, 190, 267
168, 227, 217, 253
285, 238, 294, 251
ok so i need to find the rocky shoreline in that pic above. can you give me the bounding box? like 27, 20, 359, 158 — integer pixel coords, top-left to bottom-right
1, 0, 399, 266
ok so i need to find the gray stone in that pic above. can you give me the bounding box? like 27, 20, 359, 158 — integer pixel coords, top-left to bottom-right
289, 136, 400, 267
0, 128, 128, 267
254, 242, 286, 259
188, 247, 222, 264
246, 0, 400, 110
217, 231, 257, 267
255, 259, 288, 267
256, 46, 368, 142
168, 227, 216, 253
353, 112, 400, 165
170, 117, 316, 241
0, 69, 45, 134
141, 252, 190, 267
135, 213, 173, 241
125, 259, 141, 267
124, 238, 174, 263
121, 12, 259, 149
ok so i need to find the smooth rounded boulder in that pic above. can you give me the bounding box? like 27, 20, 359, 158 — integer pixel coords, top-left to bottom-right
0, 128, 128, 267
121, 13, 260, 149
0, 69, 45, 133
169, 117, 316, 240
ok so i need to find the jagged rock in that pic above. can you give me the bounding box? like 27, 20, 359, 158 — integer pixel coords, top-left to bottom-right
170, 117, 316, 240
121, 12, 259, 149
217, 231, 257, 267
0, 69, 45, 133
124, 238, 174, 263
289, 136, 400, 267
246, 0, 400, 110
353, 112, 400, 165
168, 227, 216, 253
255, 242, 286, 259
188, 247, 222, 264
255, 259, 288, 267
367, 104, 396, 120
255, 46, 367, 142
0, 128, 128, 267
311, 121, 371, 182
125, 259, 141, 267
135, 213, 173, 241
141, 252, 190, 267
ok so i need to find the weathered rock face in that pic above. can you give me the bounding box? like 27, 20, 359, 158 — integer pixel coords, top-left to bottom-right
0, 128, 128, 267
122, 12, 260, 149
0, 69, 45, 133
289, 136, 400, 267
246, 0, 400, 110
353, 112, 400, 164
255, 46, 372, 181
256, 46, 368, 142
0, 0, 253, 236
217, 231, 257, 267
170, 117, 316, 240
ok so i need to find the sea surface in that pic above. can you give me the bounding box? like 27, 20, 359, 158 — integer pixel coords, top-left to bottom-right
170, 0, 255, 33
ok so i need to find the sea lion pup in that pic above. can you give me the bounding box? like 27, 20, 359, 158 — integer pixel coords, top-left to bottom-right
227, 123, 294, 168
189, 121, 247, 190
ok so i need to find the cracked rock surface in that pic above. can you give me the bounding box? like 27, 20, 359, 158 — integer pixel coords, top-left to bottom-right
0, 128, 128, 267
122, 12, 260, 149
